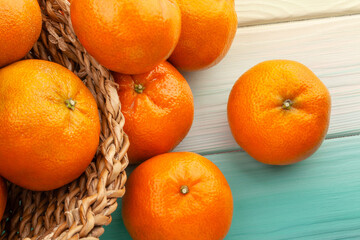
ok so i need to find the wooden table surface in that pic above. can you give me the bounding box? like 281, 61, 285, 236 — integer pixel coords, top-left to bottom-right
103, 1, 360, 239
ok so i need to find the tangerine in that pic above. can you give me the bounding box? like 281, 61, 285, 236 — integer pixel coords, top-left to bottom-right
227, 60, 331, 165
0, 60, 101, 190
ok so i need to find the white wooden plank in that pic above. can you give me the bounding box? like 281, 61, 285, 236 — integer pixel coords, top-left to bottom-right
235, 0, 360, 26
174, 14, 360, 155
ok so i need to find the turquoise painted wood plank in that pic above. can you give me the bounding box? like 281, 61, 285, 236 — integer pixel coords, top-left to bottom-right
174, 14, 360, 155
103, 135, 360, 239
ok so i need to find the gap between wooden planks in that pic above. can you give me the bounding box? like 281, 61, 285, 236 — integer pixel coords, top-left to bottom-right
174, 14, 360, 155
235, 0, 360, 27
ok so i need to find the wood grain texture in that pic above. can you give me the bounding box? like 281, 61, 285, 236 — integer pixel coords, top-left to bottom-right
174, 14, 360, 155
235, 0, 360, 26
103, 135, 360, 240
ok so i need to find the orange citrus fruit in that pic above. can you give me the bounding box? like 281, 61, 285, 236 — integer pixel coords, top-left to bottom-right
70, 0, 181, 74
227, 60, 331, 165
0, 60, 101, 191
113, 61, 194, 164
122, 152, 233, 240
0, 177, 6, 221
169, 0, 237, 71
0, 0, 42, 68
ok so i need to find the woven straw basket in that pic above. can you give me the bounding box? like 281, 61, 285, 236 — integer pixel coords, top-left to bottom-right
0, 0, 129, 239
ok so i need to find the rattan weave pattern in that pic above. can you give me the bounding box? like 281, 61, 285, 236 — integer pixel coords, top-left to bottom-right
0, 0, 129, 239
